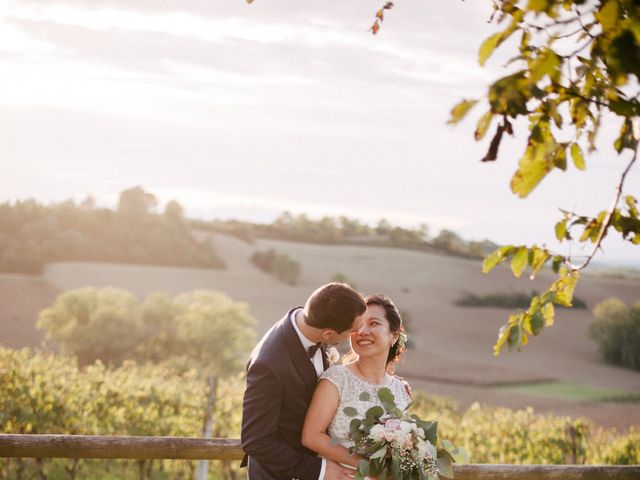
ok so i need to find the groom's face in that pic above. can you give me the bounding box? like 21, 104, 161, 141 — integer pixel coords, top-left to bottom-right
323, 313, 365, 345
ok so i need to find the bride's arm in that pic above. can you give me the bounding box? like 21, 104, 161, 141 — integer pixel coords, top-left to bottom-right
301, 379, 362, 468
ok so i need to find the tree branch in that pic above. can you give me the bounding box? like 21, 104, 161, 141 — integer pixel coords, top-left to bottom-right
568, 146, 639, 271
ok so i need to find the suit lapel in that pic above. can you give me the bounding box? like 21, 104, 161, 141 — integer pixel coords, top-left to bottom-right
282, 309, 319, 395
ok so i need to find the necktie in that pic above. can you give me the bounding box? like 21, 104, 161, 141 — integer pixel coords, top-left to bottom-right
307, 342, 322, 358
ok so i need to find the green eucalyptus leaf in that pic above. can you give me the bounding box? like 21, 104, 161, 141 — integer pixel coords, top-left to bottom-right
358, 459, 370, 476
437, 454, 454, 479
343, 406, 358, 417
359, 391, 371, 402
365, 405, 384, 420
370, 445, 388, 460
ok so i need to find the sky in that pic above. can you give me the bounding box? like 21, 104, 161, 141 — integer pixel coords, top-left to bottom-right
1, 0, 638, 267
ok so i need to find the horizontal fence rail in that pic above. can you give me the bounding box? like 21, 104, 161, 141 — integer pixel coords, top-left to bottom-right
1, 435, 639, 480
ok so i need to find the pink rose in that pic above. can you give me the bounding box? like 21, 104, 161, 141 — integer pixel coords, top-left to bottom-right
384, 419, 401, 431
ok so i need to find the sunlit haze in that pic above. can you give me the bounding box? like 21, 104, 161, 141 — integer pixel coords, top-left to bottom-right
2, 0, 638, 267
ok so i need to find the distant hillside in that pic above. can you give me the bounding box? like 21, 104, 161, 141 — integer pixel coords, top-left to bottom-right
0, 189, 225, 274
0, 188, 502, 275
191, 212, 499, 259
2, 232, 640, 429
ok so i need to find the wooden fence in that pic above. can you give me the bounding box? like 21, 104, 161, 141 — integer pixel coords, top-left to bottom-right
1, 434, 639, 480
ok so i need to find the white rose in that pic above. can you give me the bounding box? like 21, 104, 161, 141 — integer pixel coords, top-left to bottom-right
369, 424, 386, 441
392, 429, 409, 446
399, 421, 413, 434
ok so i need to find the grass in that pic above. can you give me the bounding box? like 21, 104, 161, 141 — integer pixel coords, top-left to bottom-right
495, 380, 640, 403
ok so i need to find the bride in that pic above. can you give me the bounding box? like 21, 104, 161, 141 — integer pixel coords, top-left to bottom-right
302, 294, 411, 470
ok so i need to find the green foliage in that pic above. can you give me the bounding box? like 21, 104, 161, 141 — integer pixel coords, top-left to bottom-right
37, 287, 143, 366
410, 392, 639, 465
455, 290, 586, 309
448, 0, 640, 354
37, 287, 256, 376
0, 346, 244, 479
0, 193, 224, 274
589, 298, 640, 370
250, 248, 301, 285
199, 213, 498, 260
1, 346, 638, 477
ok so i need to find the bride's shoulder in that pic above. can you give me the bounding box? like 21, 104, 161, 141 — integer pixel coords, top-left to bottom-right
391, 374, 413, 399
320, 364, 350, 386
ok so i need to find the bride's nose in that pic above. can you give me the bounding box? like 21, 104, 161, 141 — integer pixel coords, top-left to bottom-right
357, 323, 371, 335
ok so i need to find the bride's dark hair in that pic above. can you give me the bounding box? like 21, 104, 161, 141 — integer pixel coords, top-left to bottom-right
364, 294, 407, 368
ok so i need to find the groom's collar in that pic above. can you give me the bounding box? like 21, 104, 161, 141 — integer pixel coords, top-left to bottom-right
290, 308, 316, 349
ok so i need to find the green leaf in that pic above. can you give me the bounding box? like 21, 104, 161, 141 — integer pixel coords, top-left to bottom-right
421, 420, 438, 444
359, 391, 371, 402
391, 454, 400, 479
475, 111, 494, 140
510, 143, 553, 198
343, 406, 358, 417
437, 454, 454, 479
358, 459, 370, 476
479, 32, 503, 66
529, 248, 549, 277
551, 255, 563, 274
448, 99, 478, 125
570, 143, 586, 170
377, 387, 395, 405
482, 245, 514, 273
541, 302, 555, 327
380, 467, 388, 480
510, 246, 528, 277
598, 0, 619, 34
530, 48, 561, 83
441, 439, 468, 463
493, 323, 510, 356
370, 445, 388, 460
555, 219, 568, 241
365, 405, 384, 419
551, 269, 580, 307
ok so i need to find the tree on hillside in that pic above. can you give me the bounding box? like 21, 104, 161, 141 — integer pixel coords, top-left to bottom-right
164, 199, 185, 223
37, 287, 144, 366
38, 287, 256, 480
358, 0, 640, 354
117, 186, 158, 217
165, 291, 256, 480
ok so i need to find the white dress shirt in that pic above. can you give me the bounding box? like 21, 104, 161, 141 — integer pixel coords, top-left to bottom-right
290, 308, 326, 480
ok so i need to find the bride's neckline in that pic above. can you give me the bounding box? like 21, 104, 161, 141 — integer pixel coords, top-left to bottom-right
344, 363, 393, 387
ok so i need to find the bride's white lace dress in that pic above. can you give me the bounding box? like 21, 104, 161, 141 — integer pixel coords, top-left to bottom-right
320, 364, 412, 449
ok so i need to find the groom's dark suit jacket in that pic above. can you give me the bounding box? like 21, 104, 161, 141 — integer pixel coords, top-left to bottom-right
241, 308, 328, 480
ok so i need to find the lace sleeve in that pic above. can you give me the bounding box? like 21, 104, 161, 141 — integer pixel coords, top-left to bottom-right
319, 365, 346, 393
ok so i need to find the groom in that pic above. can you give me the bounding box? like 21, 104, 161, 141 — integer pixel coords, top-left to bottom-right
241, 283, 366, 480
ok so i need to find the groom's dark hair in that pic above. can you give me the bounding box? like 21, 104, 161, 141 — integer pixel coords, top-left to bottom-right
304, 283, 366, 333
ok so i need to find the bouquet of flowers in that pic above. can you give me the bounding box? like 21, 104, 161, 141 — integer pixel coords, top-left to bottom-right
343, 388, 468, 480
